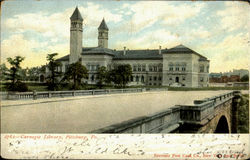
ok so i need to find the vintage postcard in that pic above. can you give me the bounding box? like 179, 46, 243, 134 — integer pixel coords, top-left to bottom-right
1, 0, 249, 159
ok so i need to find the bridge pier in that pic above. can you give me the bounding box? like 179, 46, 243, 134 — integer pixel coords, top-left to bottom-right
231, 91, 241, 133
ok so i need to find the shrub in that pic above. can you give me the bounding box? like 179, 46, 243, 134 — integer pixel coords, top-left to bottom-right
7, 81, 28, 92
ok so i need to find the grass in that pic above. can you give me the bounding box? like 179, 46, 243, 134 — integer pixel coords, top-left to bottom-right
238, 94, 249, 133
0, 82, 248, 92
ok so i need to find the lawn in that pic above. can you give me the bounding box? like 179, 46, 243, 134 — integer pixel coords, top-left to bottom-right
0, 82, 248, 92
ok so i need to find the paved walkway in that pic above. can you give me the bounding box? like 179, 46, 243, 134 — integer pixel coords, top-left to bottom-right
1, 90, 243, 133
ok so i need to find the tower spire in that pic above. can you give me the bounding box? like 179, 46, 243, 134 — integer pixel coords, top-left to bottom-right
98, 18, 109, 30
70, 7, 83, 64
98, 18, 109, 48
70, 7, 83, 21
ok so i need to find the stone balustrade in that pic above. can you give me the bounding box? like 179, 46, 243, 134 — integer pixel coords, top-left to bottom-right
92, 91, 239, 133
0, 88, 167, 100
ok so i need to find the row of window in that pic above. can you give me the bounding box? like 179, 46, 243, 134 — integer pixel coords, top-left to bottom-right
87, 65, 100, 71
71, 22, 82, 28
132, 65, 162, 72
169, 67, 186, 71
169, 77, 186, 81
200, 65, 209, 73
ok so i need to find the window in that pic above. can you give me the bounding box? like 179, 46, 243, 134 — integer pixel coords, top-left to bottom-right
130, 76, 134, 82
141, 75, 144, 82
154, 83, 157, 86
183, 77, 186, 81
136, 76, 139, 82
153, 66, 157, 72
149, 76, 152, 81
182, 67, 186, 71
142, 65, 146, 71
169, 67, 173, 71
200, 77, 204, 82
87, 64, 90, 70
200, 65, 204, 72
169, 77, 172, 80
154, 76, 157, 81
158, 77, 162, 81
138, 65, 141, 71
149, 66, 153, 72
91, 75, 95, 81
207, 66, 209, 73
176, 67, 179, 71
133, 66, 136, 72
149, 83, 152, 85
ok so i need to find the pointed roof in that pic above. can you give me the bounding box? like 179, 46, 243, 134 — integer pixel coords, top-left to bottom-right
98, 18, 109, 30
70, 7, 83, 21
165, 44, 197, 53
164, 44, 208, 61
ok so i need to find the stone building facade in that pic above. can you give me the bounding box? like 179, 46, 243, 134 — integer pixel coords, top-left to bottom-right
56, 7, 210, 87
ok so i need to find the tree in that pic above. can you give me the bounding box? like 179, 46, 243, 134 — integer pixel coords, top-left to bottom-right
96, 66, 108, 88
27, 67, 40, 81
0, 63, 8, 81
46, 53, 62, 90
241, 75, 249, 82
61, 61, 88, 90
6, 56, 25, 84
109, 64, 132, 88
5, 56, 28, 92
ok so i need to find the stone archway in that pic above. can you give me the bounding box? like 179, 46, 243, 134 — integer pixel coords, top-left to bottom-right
215, 116, 229, 133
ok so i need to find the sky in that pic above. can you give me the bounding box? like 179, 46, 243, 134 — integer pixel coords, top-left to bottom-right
1, 0, 249, 73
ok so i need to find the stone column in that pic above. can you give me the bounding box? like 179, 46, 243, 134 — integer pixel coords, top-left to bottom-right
231, 92, 241, 133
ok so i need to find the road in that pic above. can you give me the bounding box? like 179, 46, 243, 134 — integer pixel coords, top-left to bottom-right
1, 90, 240, 133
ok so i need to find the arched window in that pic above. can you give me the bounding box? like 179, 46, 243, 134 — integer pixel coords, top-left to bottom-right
91, 75, 95, 81
138, 64, 141, 71
133, 65, 137, 72
200, 65, 204, 72
142, 64, 146, 71
130, 76, 134, 82
136, 76, 139, 82
149, 65, 153, 72
169, 62, 173, 71
141, 75, 144, 82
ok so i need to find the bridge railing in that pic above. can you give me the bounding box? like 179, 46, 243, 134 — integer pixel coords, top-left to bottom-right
179, 91, 237, 124
91, 106, 180, 133
92, 91, 239, 133
0, 88, 168, 100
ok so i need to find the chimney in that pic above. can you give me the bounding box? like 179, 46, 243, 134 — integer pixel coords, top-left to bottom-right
123, 46, 126, 55
159, 45, 162, 55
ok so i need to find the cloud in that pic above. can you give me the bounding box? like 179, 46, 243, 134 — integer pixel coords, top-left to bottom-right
1, 34, 68, 68
196, 33, 249, 72
217, 1, 250, 32
189, 27, 211, 39
118, 2, 205, 33
112, 29, 180, 49
3, 2, 123, 41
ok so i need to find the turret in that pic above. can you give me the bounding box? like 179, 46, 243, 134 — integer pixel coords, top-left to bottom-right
70, 7, 83, 64
98, 18, 109, 48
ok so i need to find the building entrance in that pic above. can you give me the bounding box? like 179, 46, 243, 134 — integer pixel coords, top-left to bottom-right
175, 77, 179, 83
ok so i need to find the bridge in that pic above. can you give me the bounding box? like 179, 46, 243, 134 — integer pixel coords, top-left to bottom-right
1, 89, 245, 133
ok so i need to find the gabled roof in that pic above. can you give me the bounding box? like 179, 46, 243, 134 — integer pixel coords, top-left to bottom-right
164, 44, 208, 61
98, 18, 109, 30
70, 7, 83, 21
114, 49, 163, 60
82, 47, 115, 56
